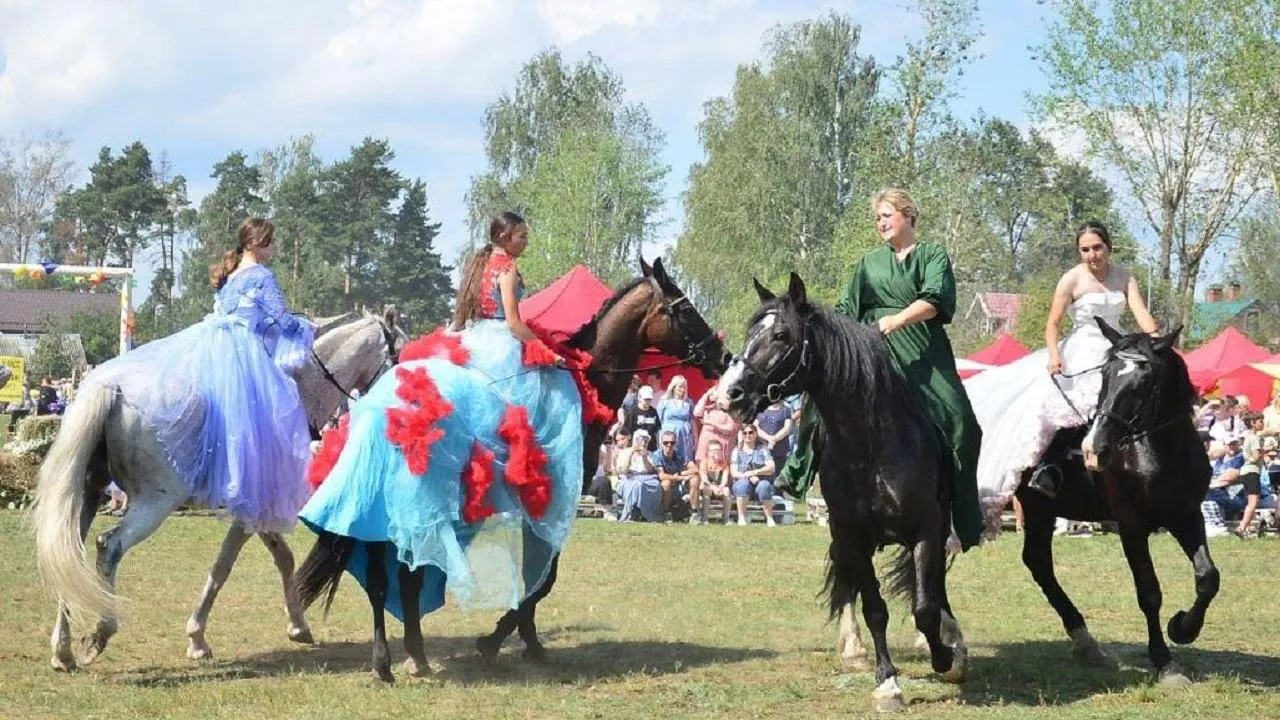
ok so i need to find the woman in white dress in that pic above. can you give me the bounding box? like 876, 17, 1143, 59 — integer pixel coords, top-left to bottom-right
966, 222, 1159, 528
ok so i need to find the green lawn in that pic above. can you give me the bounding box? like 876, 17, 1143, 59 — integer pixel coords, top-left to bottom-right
2, 512, 1279, 719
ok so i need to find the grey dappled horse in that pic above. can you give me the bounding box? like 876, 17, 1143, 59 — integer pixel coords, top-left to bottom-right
30, 309, 404, 671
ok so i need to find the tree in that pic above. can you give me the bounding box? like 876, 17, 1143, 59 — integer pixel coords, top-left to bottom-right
53, 142, 167, 267
151, 153, 195, 306
380, 180, 453, 332
28, 333, 73, 381
1037, 0, 1273, 327
320, 138, 403, 310
259, 136, 330, 310
467, 50, 667, 287
970, 118, 1058, 282
0, 131, 75, 263
675, 13, 886, 341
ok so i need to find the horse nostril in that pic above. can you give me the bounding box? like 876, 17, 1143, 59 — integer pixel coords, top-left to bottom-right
726, 386, 743, 401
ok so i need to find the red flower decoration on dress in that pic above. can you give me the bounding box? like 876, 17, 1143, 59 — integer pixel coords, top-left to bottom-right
384, 366, 454, 476
307, 414, 350, 491
461, 442, 497, 524
497, 405, 552, 520
527, 326, 614, 426
400, 326, 470, 366
478, 252, 517, 319
522, 338, 560, 367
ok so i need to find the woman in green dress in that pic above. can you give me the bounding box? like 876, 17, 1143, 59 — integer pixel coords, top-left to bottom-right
779, 188, 984, 549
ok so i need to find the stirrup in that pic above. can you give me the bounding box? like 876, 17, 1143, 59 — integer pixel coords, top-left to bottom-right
1028, 464, 1062, 500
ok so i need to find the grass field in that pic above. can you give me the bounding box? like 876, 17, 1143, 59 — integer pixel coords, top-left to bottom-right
2, 512, 1279, 719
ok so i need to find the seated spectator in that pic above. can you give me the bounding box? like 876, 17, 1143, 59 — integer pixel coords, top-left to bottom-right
653, 429, 698, 521
730, 426, 778, 527
1195, 398, 1220, 434
1210, 438, 1245, 484
691, 438, 733, 524
1206, 435, 1276, 536
1263, 391, 1280, 437
616, 429, 662, 522
754, 398, 794, 474
589, 429, 632, 516
1208, 397, 1244, 445
693, 387, 739, 463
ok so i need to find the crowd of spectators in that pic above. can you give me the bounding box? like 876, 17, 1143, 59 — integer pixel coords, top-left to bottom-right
1197, 393, 1280, 538
588, 375, 802, 526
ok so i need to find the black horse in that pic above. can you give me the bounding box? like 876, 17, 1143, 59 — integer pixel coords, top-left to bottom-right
295, 258, 728, 683
1015, 318, 1216, 686
720, 274, 966, 713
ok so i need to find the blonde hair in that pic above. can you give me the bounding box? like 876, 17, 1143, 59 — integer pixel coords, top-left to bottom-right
211, 218, 274, 290
870, 188, 919, 228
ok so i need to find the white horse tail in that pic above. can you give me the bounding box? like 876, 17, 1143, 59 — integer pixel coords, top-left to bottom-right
30, 384, 117, 624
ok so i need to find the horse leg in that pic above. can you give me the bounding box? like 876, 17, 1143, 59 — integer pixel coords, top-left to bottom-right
185, 520, 253, 660
1020, 498, 1114, 667
1117, 524, 1186, 685
478, 552, 560, 664
1163, 512, 1220, 647
911, 533, 962, 682
259, 531, 314, 645
364, 542, 395, 684
850, 551, 903, 713
79, 486, 184, 665
836, 599, 869, 669
398, 563, 431, 677
51, 485, 100, 672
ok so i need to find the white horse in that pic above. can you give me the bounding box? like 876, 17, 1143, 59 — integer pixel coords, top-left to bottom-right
30, 308, 405, 671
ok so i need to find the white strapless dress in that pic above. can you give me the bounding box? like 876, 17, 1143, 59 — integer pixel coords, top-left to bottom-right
965, 291, 1126, 521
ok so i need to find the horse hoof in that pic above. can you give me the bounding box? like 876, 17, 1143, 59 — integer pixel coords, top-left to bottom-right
372, 666, 396, 685
287, 625, 314, 645
403, 657, 433, 678
939, 646, 968, 684
1158, 664, 1192, 688
77, 636, 105, 666
871, 693, 906, 713
476, 636, 500, 664
186, 642, 214, 661
1166, 611, 1199, 646
523, 645, 548, 664
51, 653, 77, 673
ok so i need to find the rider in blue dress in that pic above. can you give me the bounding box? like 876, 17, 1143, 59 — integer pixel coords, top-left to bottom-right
81, 218, 314, 532
299, 212, 585, 619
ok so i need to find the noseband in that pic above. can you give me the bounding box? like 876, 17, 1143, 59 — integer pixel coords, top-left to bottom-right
1093, 351, 1182, 449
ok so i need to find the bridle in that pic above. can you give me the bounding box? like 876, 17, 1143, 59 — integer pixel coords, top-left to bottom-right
1092, 350, 1184, 450
646, 276, 729, 374
311, 319, 401, 404
738, 311, 811, 404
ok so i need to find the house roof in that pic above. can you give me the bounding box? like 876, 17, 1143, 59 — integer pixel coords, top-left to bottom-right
979, 293, 1023, 320
0, 290, 119, 334
0, 333, 89, 373
1188, 298, 1260, 343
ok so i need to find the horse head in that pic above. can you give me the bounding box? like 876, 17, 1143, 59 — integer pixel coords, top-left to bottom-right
1083, 317, 1187, 470
719, 272, 813, 423
629, 256, 731, 381
302, 308, 407, 425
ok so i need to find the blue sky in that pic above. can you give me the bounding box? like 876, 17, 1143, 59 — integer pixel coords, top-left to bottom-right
0, 0, 1056, 302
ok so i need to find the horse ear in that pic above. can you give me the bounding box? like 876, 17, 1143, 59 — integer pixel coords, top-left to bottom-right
640, 256, 654, 278
753, 278, 775, 302
383, 305, 398, 329
787, 272, 807, 304
1153, 325, 1182, 353
1095, 316, 1124, 345
652, 257, 672, 288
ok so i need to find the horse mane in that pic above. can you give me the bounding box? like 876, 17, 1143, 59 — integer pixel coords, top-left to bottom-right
788, 302, 934, 468
567, 277, 649, 350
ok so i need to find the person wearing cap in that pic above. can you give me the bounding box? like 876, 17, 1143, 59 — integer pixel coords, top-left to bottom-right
623, 385, 661, 450
616, 428, 662, 521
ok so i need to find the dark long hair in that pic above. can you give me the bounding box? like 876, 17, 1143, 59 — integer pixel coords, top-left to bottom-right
211, 218, 274, 290
451, 212, 524, 329
1075, 220, 1112, 250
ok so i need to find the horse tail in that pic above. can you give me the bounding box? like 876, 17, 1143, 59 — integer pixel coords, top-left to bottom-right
884, 546, 917, 605
821, 540, 859, 622
295, 529, 355, 617
29, 384, 116, 624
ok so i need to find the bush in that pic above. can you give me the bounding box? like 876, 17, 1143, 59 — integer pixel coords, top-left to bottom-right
0, 452, 40, 510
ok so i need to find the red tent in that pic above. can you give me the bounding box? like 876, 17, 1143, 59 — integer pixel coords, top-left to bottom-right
968, 333, 1031, 366
519, 265, 717, 399
1215, 362, 1277, 410
1182, 326, 1270, 393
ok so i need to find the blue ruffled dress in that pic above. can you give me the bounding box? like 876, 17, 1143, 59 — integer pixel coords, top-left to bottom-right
82, 264, 314, 533
299, 256, 584, 620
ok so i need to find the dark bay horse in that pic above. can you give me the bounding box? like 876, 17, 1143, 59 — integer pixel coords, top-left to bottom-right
719, 274, 966, 713
1017, 318, 1215, 686
295, 258, 728, 682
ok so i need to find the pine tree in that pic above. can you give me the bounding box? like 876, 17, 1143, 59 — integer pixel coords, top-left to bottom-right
380, 180, 452, 333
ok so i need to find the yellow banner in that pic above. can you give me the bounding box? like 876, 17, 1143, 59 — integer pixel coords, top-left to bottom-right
0, 356, 25, 404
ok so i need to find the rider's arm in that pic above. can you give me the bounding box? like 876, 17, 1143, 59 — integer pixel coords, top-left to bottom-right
1045, 271, 1076, 361
1125, 272, 1160, 335
499, 270, 537, 343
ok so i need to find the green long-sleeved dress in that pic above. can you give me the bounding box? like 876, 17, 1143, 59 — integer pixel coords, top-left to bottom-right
779, 241, 984, 549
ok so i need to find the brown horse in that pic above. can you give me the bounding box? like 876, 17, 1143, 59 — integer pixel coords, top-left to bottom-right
295, 258, 728, 682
